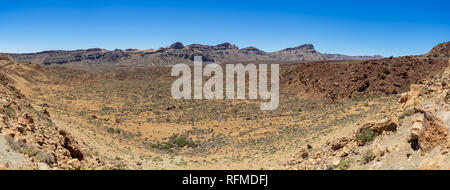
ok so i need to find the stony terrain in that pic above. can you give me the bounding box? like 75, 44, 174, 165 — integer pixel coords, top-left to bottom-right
281, 56, 449, 103
0, 55, 102, 169
0, 42, 448, 170
285, 59, 450, 170
8, 43, 382, 66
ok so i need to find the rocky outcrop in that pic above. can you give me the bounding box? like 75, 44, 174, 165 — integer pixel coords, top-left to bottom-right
0, 56, 100, 170
355, 118, 398, 146
285, 59, 449, 170
0, 54, 13, 61
426, 41, 450, 57
169, 42, 184, 49
282, 55, 449, 103
418, 107, 448, 152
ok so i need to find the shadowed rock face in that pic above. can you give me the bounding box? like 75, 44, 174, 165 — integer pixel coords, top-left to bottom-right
240, 47, 266, 55
6, 42, 382, 66
169, 42, 184, 49
279, 44, 316, 53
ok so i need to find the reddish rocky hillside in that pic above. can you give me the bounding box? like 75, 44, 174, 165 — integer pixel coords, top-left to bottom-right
282, 55, 449, 103
426, 41, 450, 57
286, 63, 450, 170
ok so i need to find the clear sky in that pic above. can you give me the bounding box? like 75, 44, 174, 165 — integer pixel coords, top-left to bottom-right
0, 0, 449, 56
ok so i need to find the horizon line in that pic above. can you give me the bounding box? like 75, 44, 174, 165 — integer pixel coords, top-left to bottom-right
4, 41, 437, 57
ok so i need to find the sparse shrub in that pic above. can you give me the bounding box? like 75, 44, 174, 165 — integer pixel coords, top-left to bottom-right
107, 127, 115, 133
2, 106, 16, 119
152, 156, 163, 162
360, 150, 376, 165
35, 151, 56, 165
107, 128, 121, 134
175, 137, 189, 147
352, 97, 365, 102
371, 95, 381, 99
338, 158, 354, 170
5, 135, 23, 151
115, 128, 122, 134
356, 128, 376, 145
101, 107, 113, 112
160, 142, 172, 149
299, 116, 307, 121
114, 163, 127, 170
148, 143, 159, 149
398, 108, 416, 120
19, 146, 39, 157
5, 135, 53, 164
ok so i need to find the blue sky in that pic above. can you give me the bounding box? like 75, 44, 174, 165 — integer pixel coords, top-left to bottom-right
0, 0, 449, 56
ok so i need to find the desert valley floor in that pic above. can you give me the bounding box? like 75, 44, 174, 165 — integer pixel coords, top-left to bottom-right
0, 42, 449, 170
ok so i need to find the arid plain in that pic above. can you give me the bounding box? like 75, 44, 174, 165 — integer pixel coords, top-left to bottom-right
0, 42, 449, 170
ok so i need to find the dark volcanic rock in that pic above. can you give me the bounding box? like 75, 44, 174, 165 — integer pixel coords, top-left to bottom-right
282, 55, 449, 103
213, 42, 238, 50
170, 42, 185, 49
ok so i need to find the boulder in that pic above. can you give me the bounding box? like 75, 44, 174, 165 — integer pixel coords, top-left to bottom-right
356, 118, 398, 146
330, 137, 351, 151
67, 159, 81, 170
418, 111, 448, 152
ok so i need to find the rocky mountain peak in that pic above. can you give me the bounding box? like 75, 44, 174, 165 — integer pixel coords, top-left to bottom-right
281, 44, 316, 52
6, 42, 384, 66
169, 42, 185, 49
240, 47, 266, 55
213, 42, 238, 50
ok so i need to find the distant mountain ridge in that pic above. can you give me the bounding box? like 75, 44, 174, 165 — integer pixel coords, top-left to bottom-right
7, 42, 383, 66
